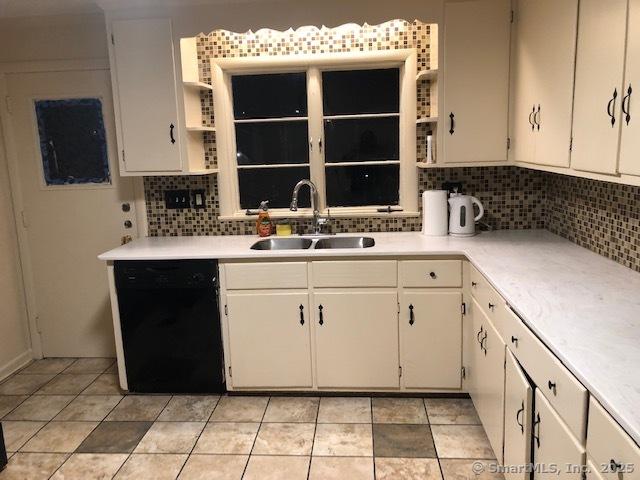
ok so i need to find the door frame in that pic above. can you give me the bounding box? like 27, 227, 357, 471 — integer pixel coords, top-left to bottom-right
0, 58, 148, 359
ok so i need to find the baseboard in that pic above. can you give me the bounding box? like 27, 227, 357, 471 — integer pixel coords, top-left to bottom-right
0, 349, 32, 382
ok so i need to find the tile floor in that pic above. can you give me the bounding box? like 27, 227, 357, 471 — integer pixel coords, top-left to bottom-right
0, 358, 504, 480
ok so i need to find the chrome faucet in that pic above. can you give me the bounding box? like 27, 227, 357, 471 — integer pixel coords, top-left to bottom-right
290, 179, 329, 234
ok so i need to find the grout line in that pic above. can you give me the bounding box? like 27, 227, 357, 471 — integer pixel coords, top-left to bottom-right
241, 396, 270, 479
370, 396, 376, 479
174, 397, 220, 478
305, 398, 321, 479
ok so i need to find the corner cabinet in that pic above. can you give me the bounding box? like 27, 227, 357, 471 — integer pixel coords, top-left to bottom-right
441, 0, 511, 163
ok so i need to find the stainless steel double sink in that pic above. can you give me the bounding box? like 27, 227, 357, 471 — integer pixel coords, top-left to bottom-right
250, 236, 375, 250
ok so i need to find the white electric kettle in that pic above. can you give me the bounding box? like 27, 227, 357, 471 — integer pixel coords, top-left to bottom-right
448, 193, 484, 237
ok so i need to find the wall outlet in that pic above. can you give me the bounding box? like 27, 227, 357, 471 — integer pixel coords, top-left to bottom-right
192, 189, 206, 209
164, 189, 191, 209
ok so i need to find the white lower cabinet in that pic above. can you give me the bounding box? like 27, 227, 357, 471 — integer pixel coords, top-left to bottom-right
314, 290, 399, 389
400, 291, 462, 389
504, 350, 533, 480
533, 389, 586, 480
226, 292, 312, 388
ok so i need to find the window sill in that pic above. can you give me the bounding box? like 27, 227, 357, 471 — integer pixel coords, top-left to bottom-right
218, 208, 420, 222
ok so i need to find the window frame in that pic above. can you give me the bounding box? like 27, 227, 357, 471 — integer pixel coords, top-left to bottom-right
211, 49, 417, 220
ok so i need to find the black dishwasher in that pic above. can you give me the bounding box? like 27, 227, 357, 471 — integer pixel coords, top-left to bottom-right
115, 260, 225, 393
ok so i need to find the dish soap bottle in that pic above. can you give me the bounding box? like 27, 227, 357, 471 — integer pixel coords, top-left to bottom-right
256, 201, 272, 237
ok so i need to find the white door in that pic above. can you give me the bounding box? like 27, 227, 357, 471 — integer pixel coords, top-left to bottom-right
504, 350, 533, 480
226, 292, 312, 388
571, 0, 627, 174
533, 389, 586, 480
619, 0, 640, 176
4, 70, 139, 357
400, 291, 462, 389
443, 0, 510, 163
314, 290, 399, 389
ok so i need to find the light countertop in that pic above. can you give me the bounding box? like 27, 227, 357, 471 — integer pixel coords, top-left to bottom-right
100, 230, 640, 445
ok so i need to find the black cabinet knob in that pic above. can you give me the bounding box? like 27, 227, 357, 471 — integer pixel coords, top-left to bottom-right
471, 281, 477, 287
488, 303, 495, 310
548, 381, 557, 395
429, 271, 436, 279
511, 336, 518, 345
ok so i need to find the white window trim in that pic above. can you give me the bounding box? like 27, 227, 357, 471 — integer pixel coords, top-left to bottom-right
211, 49, 418, 221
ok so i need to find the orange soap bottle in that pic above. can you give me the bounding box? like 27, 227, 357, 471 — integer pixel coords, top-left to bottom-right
256, 200, 272, 237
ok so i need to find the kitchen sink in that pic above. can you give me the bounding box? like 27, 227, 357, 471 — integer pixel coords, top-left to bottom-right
314, 236, 375, 249
250, 238, 313, 250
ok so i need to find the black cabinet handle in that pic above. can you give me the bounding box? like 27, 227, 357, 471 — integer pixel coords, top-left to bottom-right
429, 271, 436, 279
480, 331, 488, 355
534, 104, 541, 131
532, 413, 541, 448
449, 112, 455, 135
511, 336, 518, 346
477, 325, 484, 344
516, 401, 525, 433
548, 380, 557, 395
471, 281, 477, 287
607, 89, 618, 127
529, 104, 536, 131
610, 459, 622, 472
409, 304, 415, 325
488, 303, 495, 311
318, 305, 324, 326
299, 304, 304, 325
622, 84, 632, 125
169, 123, 176, 144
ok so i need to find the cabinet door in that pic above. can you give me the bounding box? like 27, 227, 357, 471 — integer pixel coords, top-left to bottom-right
619, 0, 640, 176
226, 292, 312, 388
571, 0, 627, 174
111, 19, 182, 173
533, 389, 586, 480
442, 0, 510, 163
504, 350, 533, 480
315, 291, 399, 389
400, 291, 462, 389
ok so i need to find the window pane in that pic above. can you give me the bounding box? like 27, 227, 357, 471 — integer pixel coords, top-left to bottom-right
322, 69, 399, 115
34, 98, 110, 185
325, 164, 399, 207
324, 117, 399, 162
236, 121, 309, 165
238, 166, 311, 209
233, 73, 307, 119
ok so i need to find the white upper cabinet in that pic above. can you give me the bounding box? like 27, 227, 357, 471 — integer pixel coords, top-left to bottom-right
571, 0, 628, 175
110, 19, 182, 174
619, 0, 640, 176
510, 0, 578, 167
442, 0, 510, 163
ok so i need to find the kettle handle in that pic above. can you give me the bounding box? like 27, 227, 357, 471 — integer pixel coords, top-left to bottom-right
471, 196, 484, 222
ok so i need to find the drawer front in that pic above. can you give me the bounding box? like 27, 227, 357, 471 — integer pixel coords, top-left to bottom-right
225, 262, 308, 290
312, 260, 397, 288
400, 260, 462, 287
470, 264, 504, 334
504, 306, 588, 442
587, 397, 640, 480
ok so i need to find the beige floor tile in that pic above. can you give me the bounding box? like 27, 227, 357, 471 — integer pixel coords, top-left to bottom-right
62, 358, 115, 374
0, 396, 29, 418
0, 453, 69, 480
375, 458, 442, 480
82, 374, 123, 395
209, 396, 268, 422
105, 395, 171, 421
0, 374, 56, 395
36, 374, 99, 395
372, 398, 428, 424
252, 423, 315, 455
134, 421, 205, 453
158, 395, 219, 422
308, 456, 374, 480
313, 423, 373, 456
21, 359, 76, 375
263, 397, 319, 423
425, 398, 481, 425
20, 421, 98, 453
431, 425, 496, 459
193, 422, 259, 454
4, 395, 75, 421
105, 363, 118, 374
243, 455, 310, 480
440, 459, 505, 480
178, 454, 248, 480
114, 453, 187, 480
1, 421, 46, 452
50, 453, 129, 480
317, 397, 371, 423
54, 395, 123, 421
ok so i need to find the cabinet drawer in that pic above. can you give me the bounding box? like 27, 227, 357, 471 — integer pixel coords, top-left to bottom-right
587, 397, 640, 480
400, 260, 462, 287
225, 262, 307, 290
470, 265, 506, 338
503, 305, 588, 442
312, 261, 397, 288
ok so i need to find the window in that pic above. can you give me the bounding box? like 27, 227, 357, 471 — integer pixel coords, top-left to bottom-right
212, 50, 417, 219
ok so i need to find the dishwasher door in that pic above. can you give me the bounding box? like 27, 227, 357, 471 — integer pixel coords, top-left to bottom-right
115, 260, 225, 393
